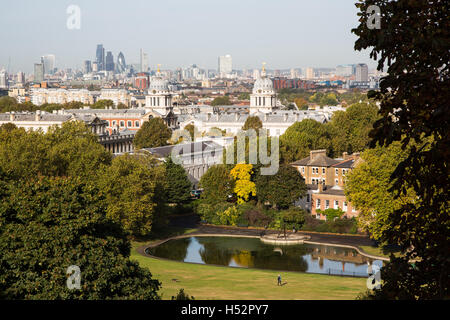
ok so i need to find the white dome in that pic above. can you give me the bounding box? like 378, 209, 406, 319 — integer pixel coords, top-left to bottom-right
253, 76, 274, 94
149, 77, 169, 92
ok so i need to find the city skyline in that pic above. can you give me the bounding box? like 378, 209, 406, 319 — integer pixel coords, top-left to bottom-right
0, 0, 376, 74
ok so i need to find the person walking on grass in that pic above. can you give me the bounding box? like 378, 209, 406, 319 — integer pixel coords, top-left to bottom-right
277, 274, 282, 286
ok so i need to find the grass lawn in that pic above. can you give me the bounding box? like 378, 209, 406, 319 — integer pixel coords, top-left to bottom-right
130, 228, 368, 300
359, 245, 401, 259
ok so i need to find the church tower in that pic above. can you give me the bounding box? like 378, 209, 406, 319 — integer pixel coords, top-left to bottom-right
249, 63, 276, 115
145, 64, 173, 116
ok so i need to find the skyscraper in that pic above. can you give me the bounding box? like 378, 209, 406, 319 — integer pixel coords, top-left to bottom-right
305, 67, 315, 79
116, 52, 126, 73
140, 49, 149, 72
41, 54, 55, 75
83, 60, 92, 74
0, 70, 7, 88
96, 44, 105, 71
34, 63, 44, 82
335, 65, 353, 77
355, 63, 369, 81
218, 54, 232, 77
105, 51, 114, 72
17, 71, 25, 85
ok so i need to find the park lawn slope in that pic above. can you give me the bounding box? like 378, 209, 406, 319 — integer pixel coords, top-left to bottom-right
130, 244, 367, 300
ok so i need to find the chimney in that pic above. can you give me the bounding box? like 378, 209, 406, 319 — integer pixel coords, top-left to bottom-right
235, 113, 239, 121
318, 182, 324, 193
343, 152, 349, 160
9, 113, 15, 122
310, 149, 327, 160
35, 110, 41, 122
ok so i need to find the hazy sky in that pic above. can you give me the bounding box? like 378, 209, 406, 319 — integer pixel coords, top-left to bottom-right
0, 0, 376, 73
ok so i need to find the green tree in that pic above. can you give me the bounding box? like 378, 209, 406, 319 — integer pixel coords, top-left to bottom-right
99, 154, 167, 237
255, 165, 307, 209
316, 208, 345, 221
279, 119, 331, 163
326, 102, 379, 157
92, 99, 114, 109
133, 117, 172, 149
238, 92, 250, 100
0, 121, 111, 181
242, 116, 263, 133
199, 165, 234, 204
163, 157, 192, 204
0, 176, 161, 299
345, 142, 416, 242
278, 208, 306, 238
211, 96, 232, 106
184, 124, 196, 141
352, 0, 450, 299
0, 123, 17, 132
319, 93, 338, 106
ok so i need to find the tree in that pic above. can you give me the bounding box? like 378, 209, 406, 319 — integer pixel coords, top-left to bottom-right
326, 102, 380, 157
99, 154, 167, 237
319, 93, 338, 106
92, 99, 114, 109
345, 142, 416, 241
199, 165, 234, 204
230, 164, 256, 204
133, 117, 172, 149
278, 208, 306, 238
117, 102, 128, 109
238, 92, 250, 100
0, 123, 17, 132
294, 97, 308, 110
184, 124, 196, 141
163, 157, 192, 204
242, 116, 263, 133
255, 165, 307, 209
352, 0, 450, 299
0, 176, 161, 299
211, 96, 232, 106
280, 119, 331, 163
316, 208, 345, 221
0, 121, 111, 182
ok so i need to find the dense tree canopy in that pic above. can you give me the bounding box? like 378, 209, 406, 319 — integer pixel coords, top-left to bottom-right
345, 142, 416, 241
163, 156, 192, 204
133, 117, 172, 149
0, 121, 111, 181
210, 96, 232, 106
0, 177, 161, 299
230, 164, 256, 204
98, 154, 167, 237
279, 119, 331, 163
199, 164, 234, 204
352, 0, 450, 299
255, 165, 307, 209
242, 116, 263, 133
327, 102, 380, 156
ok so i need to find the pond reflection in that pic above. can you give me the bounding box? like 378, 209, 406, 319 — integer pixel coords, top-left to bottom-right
147, 236, 383, 277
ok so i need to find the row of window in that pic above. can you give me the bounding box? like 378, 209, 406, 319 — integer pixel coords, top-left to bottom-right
108, 120, 140, 128
300, 166, 348, 176
315, 199, 356, 212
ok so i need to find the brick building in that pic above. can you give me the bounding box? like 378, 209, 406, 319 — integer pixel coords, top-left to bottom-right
291, 149, 361, 220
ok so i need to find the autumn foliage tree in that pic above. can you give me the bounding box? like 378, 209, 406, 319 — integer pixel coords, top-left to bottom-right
229, 164, 256, 204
